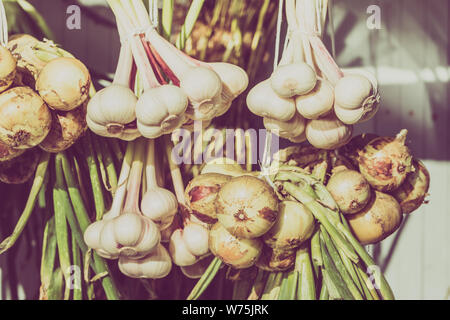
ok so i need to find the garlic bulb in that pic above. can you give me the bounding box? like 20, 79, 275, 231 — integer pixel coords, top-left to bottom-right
0, 46, 17, 93
209, 62, 249, 101
247, 79, 296, 121
169, 229, 198, 266
209, 222, 263, 269
0, 86, 51, 149
118, 244, 172, 279
39, 102, 87, 153
334, 101, 379, 125
295, 79, 334, 119
216, 175, 279, 239
185, 172, 231, 224
270, 63, 317, 98
334, 74, 377, 110
263, 201, 315, 250
182, 221, 209, 257
87, 43, 140, 141
141, 139, 178, 229
305, 115, 353, 150
36, 57, 90, 111
83, 220, 118, 259
263, 112, 306, 140
86, 84, 140, 141
136, 85, 188, 138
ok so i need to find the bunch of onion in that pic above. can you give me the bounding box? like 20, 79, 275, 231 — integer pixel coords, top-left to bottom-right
83, 139, 161, 261
104, 0, 248, 136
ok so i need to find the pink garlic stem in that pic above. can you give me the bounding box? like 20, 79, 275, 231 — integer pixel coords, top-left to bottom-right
123, 138, 146, 213
146, 28, 194, 78
140, 35, 168, 85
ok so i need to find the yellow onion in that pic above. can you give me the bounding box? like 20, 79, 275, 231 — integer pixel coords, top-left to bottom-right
216, 175, 279, 239
255, 246, 296, 272
326, 169, 372, 214
391, 159, 430, 214
347, 191, 403, 245
185, 173, 231, 224
209, 223, 262, 269
0, 148, 40, 184
0, 141, 25, 162
0, 46, 17, 93
263, 201, 315, 250
7, 34, 44, 80
357, 129, 413, 192
39, 102, 87, 153
36, 57, 90, 111
0, 86, 51, 149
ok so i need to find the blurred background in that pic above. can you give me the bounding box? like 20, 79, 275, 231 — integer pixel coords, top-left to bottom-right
0, 0, 448, 300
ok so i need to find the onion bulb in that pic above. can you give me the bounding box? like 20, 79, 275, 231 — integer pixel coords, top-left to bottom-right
39, 102, 87, 153
270, 63, 317, 98
185, 173, 231, 224
339, 133, 379, 167
36, 57, 90, 111
255, 246, 296, 272
0, 148, 40, 184
0, 141, 24, 162
305, 115, 353, 150
391, 159, 430, 214
0, 46, 17, 93
216, 175, 278, 239
118, 244, 172, 279
327, 169, 372, 214
7, 34, 44, 80
263, 201, 315, 250
209, 223, 263, 269
347, 191, 402, 245
357, 129, 413, 192
295, 79, 334, 119
0, 86, 51, 149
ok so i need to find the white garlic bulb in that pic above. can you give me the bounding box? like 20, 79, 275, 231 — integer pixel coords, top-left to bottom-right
305, 115, 353, 150
270, 63, 317, 98
295, 79, 334, 119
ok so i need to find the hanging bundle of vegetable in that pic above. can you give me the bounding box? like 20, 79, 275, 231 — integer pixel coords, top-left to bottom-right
246, 0, 379, 149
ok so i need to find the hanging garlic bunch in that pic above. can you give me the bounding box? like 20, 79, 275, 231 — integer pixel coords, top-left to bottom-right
83, 139, 161, 260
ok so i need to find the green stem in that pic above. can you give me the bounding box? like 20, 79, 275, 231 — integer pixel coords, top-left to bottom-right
161, 0, 174, 40
261, 272, 283, 300
39, 217, 57, 300
296, 247, 316, 300
0, 152, 50, 254
187, 257, 222, 300
71, 233, 82, 300
176, 0, 206, 49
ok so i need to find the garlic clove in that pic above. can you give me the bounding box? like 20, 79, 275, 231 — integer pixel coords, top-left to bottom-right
182, 222, 209, 257
99, 219, 121, 257
246, 79, 296, 122
169, 229, 198, 266
270, 63, 317, 98
295, 79, 334, 119
334, 74, 373, 110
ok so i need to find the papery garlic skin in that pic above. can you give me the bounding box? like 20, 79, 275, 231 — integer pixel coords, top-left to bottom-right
118, 244, 172, 279
334, 74, 373, 110
169, 229, 198, 266
136, 85, 188, 138
295, 79, 334, 119
305, 115, 353, 150
141, 187, 178, 230
263, 113, 306, 140
247, 79, 296, 122
182, 67, 223, 121
87, 84, 140, 140
270, 63, 317, 98
182, 222, 209, 257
